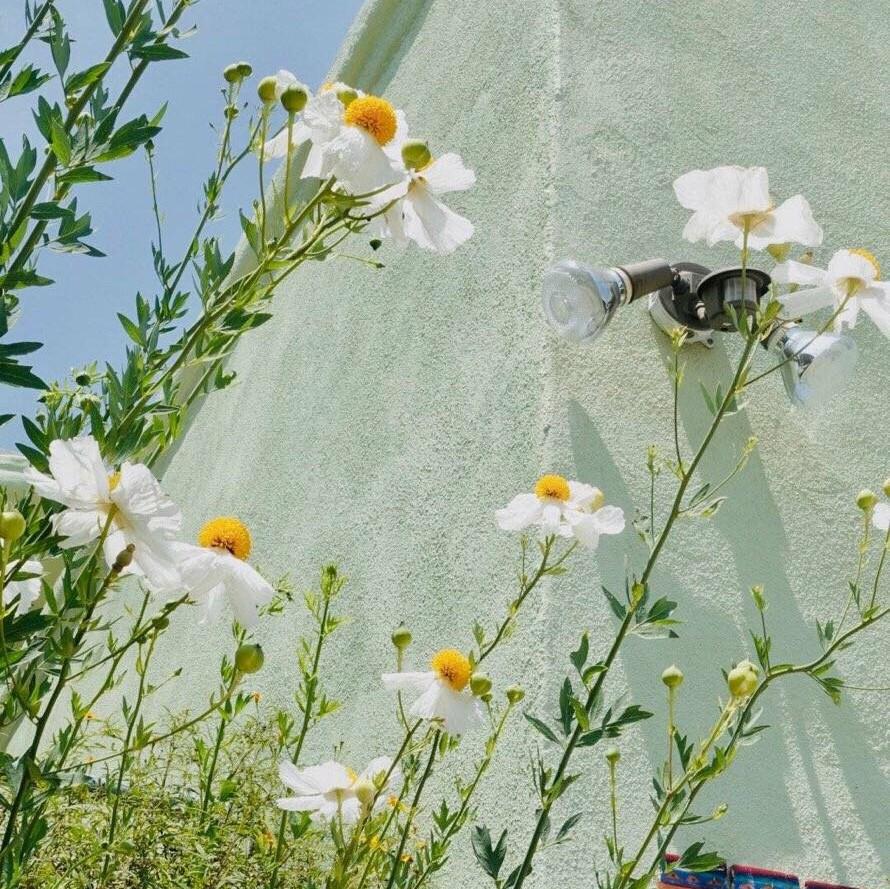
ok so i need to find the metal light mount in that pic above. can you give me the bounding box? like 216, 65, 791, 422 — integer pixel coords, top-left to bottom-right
648, 263, 772, 348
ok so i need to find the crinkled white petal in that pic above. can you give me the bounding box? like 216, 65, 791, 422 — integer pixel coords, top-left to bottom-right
400, 186, 474, 254
873, 503, 890, 532
53, 508, 105, 548
571, 515, 601, 549
567, 481, 602, 510
539, 502, 563, 536
745, 194, 822, 251
112, 462, 181, 535
327, 127, 402, 194
276, 793, 325, 813
409, 679, 482, 735
495, 493, 543, 531
28, 437, 107, 508
772, 260, 828, 288
592, 505, 626, 535
673, 166, 770, 216
381, 671, 436, 694
777, 284, 837, 318
222, 555, 275, 626
3, 560, 43, 615
420, 153, 476, 194
860, 288, 890, 337
826, 250, 878, 287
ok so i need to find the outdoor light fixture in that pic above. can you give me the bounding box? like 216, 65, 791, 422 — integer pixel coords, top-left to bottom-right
541, 257, 857, 407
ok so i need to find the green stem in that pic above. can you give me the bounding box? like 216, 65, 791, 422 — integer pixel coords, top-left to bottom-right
384, 731, 440, 889
0, 1, 55, 84
99, 627, 159, 883
512, 314, 763, 889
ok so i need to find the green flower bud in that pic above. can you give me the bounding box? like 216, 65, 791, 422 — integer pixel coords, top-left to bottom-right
223, 64, 242, 84
857, 489, 878, 512
257, 76, 278, 104
111, 543, 135, 573
630, 581, 645, 606
505, 685, 525, 704
400, 139, 432, 171
280, 83, 309, 114
354, 777, 376, 807
605, 746, 621, 765
883, 478, 890, 497
469, 673, 492, 697
236, 61, 253, 79
235, 643, 264, 674
337, 87, 358, 107
727, 659, 759, 700
0, 510, 26, 542
74, 372, 92, 386
391, 624, 412, 651
152, 616, 170, 631
661, 664, 684, 690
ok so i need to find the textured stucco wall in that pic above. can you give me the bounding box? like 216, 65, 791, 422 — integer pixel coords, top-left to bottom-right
154, 0, 889, 884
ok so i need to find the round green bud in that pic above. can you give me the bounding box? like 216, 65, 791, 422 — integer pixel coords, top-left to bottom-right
223, 64, 242, 84
883, 478, 890, 497
630, 581, 645, 604
354, 777, 376, 807
469, 673, 492, 698
235, 61, 253, 79
235, 643, 264, 674
605, 746, 621, 765
75, 372, 92, 386
257, 76, 278, 104
280, 84, 309, 114
391, 624, 412, 651
152, 616, 170, 631
857, 489, 878, 512
0, 510, 27, 542
661, 664, 684, 690
111, 543, 135, 573
337, 87, 358, 107
727, 659, 759, 700
505, 685, 525, 704
401, 139, 432, 171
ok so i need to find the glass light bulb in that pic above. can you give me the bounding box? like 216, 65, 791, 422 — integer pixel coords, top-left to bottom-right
769, 326, 857, 408
541, 260, 626, 344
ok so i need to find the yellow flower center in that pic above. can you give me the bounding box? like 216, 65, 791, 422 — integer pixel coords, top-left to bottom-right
431, 648, 471, 692
107, 471, 121, 492
849, 248, 880, 279
343, 95, 398, 146
534, 474, 570, 502
198, 516, 252, 560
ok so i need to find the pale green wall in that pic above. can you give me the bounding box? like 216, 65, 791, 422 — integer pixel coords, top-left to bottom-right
156, 0, 890, 884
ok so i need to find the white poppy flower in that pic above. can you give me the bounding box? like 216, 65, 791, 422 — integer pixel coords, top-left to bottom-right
299, 88, 406, 193
24, 437, 181, 590
873, 503, 890, 533
2, 560, 44, 616
673, 165, 822, 251
277, 756, 399, 824
171, 516, 274, 627
773, 249, 890, 336
382, 648, 483, 736
377, 150, 475, 254
495, 474, 625, 549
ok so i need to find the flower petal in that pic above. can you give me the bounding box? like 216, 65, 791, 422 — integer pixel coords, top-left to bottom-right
421, 153, 475, 194
495, 493, 542, 531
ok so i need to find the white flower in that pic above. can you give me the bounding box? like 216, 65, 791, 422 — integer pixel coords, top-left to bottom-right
171, 516, 273, 627
773, 249, 890, 336
495, 474, 625, 549
277, 756, 398, 824
382, 648, 483, 735
24, 437, 181, 590
299, 88, 405, 193
2, 560, 43, 616
873, 503, 890, 533
673, 165, 822, 251
376, 149, 475, 254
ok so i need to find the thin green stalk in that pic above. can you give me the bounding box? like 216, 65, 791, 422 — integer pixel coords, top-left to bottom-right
99, 627, 159, 883
199, 702, 231, 825
0, 1, 55, 84
267, 585, 335, 889
384, 731, 440, 889
512, 313, 763, 889
608, 755, 619, 854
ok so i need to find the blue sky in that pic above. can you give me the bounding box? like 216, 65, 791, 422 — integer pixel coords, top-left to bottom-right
0, 0, 364, 449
